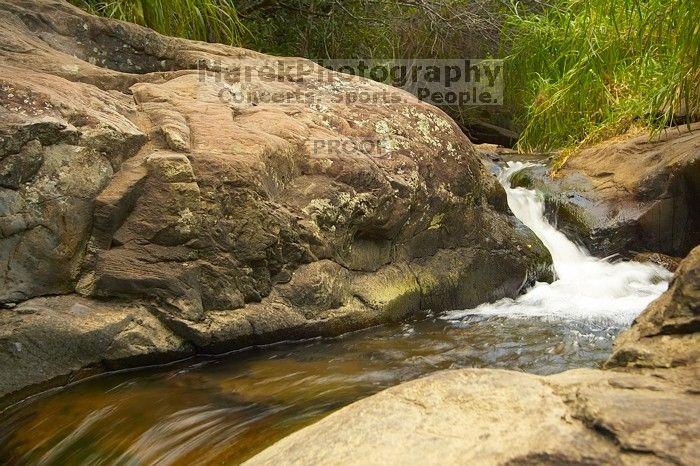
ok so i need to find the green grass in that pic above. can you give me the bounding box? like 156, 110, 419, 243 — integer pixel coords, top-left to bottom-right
504, 0, 700, 153
69, 0, 247, 45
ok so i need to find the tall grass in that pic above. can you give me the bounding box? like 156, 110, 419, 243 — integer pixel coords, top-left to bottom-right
504, 0, 700, 153
69, 0, 247, 45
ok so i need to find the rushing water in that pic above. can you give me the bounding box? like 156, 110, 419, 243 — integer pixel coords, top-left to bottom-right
0, 162, 672, 466
445, 162, 672, 325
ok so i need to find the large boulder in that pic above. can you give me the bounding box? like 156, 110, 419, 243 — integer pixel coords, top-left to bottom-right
508, 125, 700, 258
245, 246, 700, 465
0, 0, 550, 405
245, 369, 698, 465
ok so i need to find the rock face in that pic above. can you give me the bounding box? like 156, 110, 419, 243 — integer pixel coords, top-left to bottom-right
0, 295, 193, 401
606, 246, 700, 369
245, 246, 700, 466
510, 125, 700, 258
245, 369, 699, 465
0, 0, 550, 405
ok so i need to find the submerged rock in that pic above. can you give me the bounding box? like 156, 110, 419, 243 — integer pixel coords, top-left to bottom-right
509, 126, 700, 258
0, 1, 550, 404
245, 246, 700, 465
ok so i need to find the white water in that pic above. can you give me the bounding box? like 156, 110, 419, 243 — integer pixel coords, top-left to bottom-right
445, 162, 672, 325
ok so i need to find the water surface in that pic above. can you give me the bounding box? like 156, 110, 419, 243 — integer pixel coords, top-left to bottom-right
0, 313, 624, 465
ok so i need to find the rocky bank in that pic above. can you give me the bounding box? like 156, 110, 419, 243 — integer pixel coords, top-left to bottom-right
0, 0, 551, 406
506, 125, 700, 258
246, 245, 700, 465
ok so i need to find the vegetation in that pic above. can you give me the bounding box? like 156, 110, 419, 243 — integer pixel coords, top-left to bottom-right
69, 0, 502, 58
237, 0, 502, 60
70, 0, 508, 138
505, 0, 700, 153
70, 0, 699, 155
69, 0, 248, 45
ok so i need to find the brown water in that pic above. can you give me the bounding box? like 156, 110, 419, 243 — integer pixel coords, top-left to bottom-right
0, 312, 623, 465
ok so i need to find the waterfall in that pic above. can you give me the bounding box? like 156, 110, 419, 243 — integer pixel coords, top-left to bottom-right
444, 162, 672, 325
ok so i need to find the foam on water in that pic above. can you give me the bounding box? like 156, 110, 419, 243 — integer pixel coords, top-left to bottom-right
444, 162, 672, 325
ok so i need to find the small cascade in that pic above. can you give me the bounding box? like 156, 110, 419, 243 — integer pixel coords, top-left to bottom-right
444, 162, 672, 325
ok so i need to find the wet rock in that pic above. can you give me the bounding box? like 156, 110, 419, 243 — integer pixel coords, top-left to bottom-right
0, 295, 194, 408
631, 251, 682, 272
462, 119, 518, 147
607, 246, 700, 369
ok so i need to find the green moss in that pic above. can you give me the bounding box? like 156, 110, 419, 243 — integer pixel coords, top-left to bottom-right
352, 265, 421, 319
428, 213, 445, 230
508, 169, 534, 189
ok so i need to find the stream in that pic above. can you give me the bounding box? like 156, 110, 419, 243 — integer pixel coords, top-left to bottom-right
0, 163, 672, 465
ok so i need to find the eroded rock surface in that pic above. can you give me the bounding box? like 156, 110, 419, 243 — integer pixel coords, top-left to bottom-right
0, 0, 550, 404
607, 246, 700, 369
245, 246, 700, 465
509, 125, 700, 258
